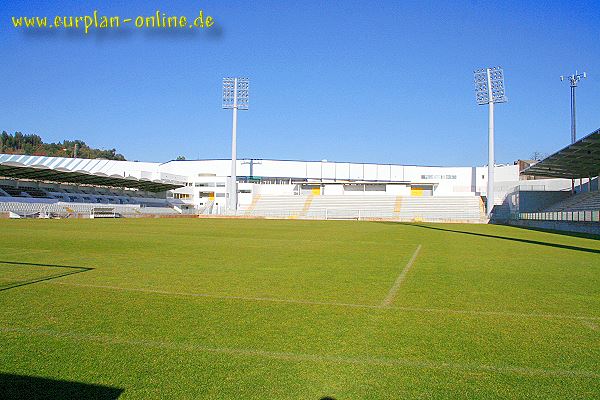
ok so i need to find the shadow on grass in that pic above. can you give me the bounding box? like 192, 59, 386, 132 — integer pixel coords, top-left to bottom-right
406, 224, 600, 255
501, 223, 600, 240
0, 261, 92, 270
0, 373, 123, 399
0, 261, 93, 292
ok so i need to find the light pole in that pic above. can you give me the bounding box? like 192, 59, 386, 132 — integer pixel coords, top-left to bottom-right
561, 71, 586, 144
560, 71, 586, 193
474, 67, 507, 218
242, 159, 262, 180
222, 77, 249, 213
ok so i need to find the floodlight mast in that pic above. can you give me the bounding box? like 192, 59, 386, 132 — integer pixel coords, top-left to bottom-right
222, 77, 249, 213
560, 71, 586, 144
560, 71, 586, 193
474, 67, 507, 218
486, 70, 494, 219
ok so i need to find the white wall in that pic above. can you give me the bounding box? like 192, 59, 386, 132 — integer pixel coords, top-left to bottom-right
386, 184, 410, 195
254, 184, 295, 196
323, 185, 344, 195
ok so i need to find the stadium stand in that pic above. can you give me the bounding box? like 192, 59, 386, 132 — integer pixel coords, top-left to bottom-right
5, 145, 595, 225
0, 184, 28, 197
0, 158, 184, 218
543, 191, 600, 212
0, 199, 180, 218
507, 128, 600, 234
240, 194, 485, 222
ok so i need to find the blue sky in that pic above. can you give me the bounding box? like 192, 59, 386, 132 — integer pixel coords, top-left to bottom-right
1, 0, 599, 166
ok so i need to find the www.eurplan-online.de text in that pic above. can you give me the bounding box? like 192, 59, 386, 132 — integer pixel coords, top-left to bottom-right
11, 10, 215, 34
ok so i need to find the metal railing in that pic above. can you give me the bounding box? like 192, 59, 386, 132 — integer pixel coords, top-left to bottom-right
518, 210, 600, 223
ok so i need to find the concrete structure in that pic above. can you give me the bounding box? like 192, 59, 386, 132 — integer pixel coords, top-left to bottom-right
0, 153, 523, 208
3, 153, 569, 220
156, 159, 522, 214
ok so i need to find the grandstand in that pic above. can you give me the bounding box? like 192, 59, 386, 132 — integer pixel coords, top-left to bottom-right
0, 154, 186, 218
503, 128, 600, 234
2, 129, 597, 228
543, 191, 600, 212
153, 158, 528, 222
241, 194, 484, 222
1, 153, 515, 221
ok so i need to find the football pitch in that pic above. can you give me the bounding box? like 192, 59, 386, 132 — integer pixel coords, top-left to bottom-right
0, 218, 598, 399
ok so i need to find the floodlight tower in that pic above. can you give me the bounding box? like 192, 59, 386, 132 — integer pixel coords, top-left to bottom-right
560, 71, 586, 144
474, 67, 507, 218
222, 77, 249, 213
560, 71, 586, 193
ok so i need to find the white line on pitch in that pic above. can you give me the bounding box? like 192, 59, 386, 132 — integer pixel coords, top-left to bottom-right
381, 244, 422, 307
43, 281, 600, 321
47, 281, 381, 309
0, 326, 598, 379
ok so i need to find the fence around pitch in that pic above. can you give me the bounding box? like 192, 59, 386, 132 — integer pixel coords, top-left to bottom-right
518, 210, 600, 223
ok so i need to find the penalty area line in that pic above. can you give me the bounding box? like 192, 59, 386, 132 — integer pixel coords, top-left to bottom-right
381, 244, 422, 307
46, 281, 381, 309
42, 281, 600, 321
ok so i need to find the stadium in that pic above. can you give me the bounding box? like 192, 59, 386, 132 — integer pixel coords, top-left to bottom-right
2, 3, 600, 400
1, 133, 598, 230
1, 126, 599, 399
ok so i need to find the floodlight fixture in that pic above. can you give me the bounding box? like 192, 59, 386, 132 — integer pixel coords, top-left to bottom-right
222, 77, 250, 213
473, 66, 508, 218
560, 70, 586, 145
222, 77, 249, 110
474, 67, 507, 105
560, 70, 586, 88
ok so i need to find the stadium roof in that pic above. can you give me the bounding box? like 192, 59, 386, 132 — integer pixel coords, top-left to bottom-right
0, 155, 183, 192
521, 128, 600, 179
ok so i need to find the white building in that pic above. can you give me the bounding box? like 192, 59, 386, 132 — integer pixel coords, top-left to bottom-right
71, 157, 521, 211
0, 154, 525, 209
2, 153, 578, 221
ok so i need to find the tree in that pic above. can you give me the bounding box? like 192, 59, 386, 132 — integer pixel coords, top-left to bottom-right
176, 155, 186, 160
530, 151, 548, 161
0, 131, 126, 160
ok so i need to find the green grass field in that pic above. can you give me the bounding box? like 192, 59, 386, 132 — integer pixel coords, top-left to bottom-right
1, 218, 599, 399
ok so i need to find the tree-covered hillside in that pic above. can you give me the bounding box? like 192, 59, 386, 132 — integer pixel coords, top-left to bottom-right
0, 131, 126, 160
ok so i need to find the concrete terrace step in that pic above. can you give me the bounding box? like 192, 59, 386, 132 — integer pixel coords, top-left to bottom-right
240, 195, 485, 221
545, 192, 600, 212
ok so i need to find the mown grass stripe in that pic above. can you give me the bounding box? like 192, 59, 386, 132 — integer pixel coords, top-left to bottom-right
1, 326, 598, 379
44, 281, 600, 321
